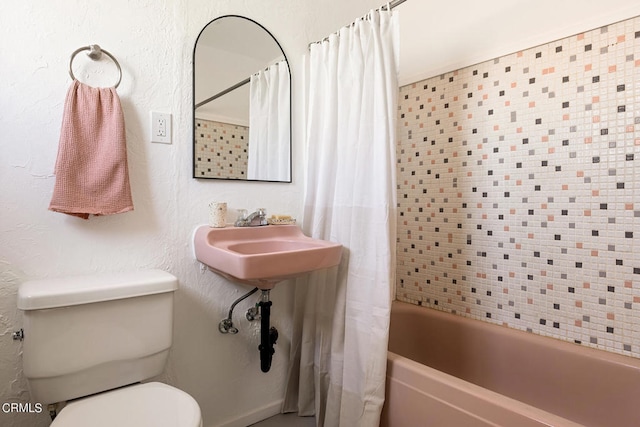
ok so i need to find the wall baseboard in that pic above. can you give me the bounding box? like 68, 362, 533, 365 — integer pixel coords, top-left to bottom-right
211, 399, 283, 427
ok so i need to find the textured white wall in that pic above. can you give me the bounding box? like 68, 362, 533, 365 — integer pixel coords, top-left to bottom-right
0, 1, 382, 426
3, 1, 640, 426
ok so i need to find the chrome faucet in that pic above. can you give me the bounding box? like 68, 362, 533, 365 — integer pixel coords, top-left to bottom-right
235, 208, 268, 227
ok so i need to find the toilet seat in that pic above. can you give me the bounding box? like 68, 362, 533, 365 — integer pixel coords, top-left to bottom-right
50, 382, 202, 427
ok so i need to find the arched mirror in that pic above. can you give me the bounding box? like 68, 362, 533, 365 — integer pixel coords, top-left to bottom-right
193, 16, 291, 182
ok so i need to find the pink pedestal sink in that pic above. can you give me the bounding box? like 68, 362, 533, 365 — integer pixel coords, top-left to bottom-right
193, 225, 342, 289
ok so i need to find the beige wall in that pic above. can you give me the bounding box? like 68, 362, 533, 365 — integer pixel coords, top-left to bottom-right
398, 0, 640, 85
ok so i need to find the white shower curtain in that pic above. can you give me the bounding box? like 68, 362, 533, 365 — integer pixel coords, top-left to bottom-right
283, 7, 399, 427
248, 60, 291, 181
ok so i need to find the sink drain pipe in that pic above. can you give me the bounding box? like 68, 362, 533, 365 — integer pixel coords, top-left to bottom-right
218, 287, 278, 372
258, 290, 278, 372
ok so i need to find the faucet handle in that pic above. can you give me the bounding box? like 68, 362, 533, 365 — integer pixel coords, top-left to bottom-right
257, 208, 268, 226
236, 209, 248, 221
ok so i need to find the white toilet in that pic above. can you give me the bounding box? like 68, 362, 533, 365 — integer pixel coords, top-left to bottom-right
17, 269, 202, 427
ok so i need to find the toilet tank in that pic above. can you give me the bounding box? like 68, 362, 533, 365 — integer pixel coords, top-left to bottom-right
17, 270, 178, 404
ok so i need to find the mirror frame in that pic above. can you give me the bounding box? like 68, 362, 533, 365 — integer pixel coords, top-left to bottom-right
192, 15, 292, 183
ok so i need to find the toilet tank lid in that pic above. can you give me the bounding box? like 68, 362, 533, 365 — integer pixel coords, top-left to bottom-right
18, 269, 178, 310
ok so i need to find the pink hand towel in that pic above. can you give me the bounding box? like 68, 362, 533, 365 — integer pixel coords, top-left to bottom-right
49, 80, 133, 219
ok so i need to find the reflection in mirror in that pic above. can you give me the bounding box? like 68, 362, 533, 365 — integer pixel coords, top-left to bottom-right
193, 15, 291, 182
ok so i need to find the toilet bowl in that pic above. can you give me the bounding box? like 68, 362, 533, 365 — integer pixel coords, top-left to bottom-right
50, 382, 201, 427
17, 270, 202, 427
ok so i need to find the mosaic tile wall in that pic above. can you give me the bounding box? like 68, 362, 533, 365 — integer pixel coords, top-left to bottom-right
396, 16, 640, 358
194, 119, 249, 179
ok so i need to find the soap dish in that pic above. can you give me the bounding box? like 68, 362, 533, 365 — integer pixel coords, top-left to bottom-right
267, 218, 297, 225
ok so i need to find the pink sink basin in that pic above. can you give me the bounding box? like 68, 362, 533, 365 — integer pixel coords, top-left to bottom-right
193, 225, 342, 289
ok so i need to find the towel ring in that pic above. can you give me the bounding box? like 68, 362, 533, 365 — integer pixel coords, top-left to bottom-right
68, 44, 122, 88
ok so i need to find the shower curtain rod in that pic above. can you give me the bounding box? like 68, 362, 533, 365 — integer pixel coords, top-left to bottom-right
196, 58, 287, 109
383, 0, 407, 10
308, 0, 407, 48
195, 77, 250, 110
198, 1, 408, 109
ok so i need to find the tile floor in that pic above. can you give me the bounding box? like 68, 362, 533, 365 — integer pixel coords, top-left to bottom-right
249, 413, 315, 427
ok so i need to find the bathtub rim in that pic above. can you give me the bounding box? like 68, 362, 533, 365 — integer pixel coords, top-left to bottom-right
390, 300, 640, 371
385, 350, 583, 427
386, 300, 640, 426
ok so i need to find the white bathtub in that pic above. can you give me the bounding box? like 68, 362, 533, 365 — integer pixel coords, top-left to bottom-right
381, 301, 640, 427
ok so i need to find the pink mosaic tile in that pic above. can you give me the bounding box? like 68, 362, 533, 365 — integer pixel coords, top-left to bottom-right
194, 119, 248, 179
396, 16, 640, 358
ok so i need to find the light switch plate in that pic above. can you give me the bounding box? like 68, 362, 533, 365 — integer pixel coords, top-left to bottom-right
151, 112, 172, 144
